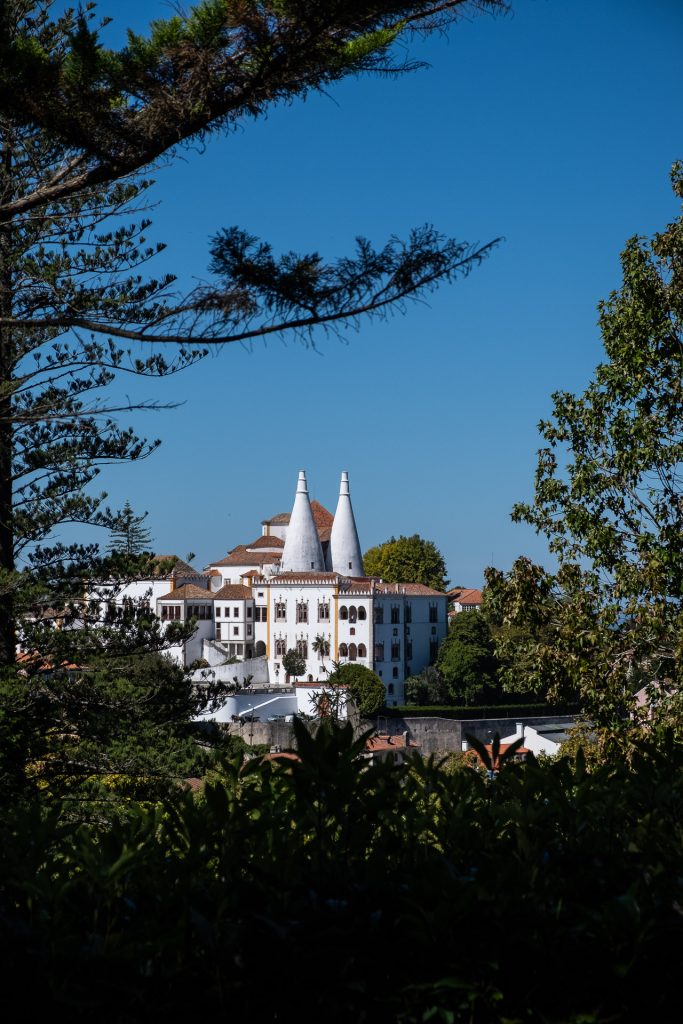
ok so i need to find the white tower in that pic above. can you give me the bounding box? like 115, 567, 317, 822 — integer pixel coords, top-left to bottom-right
280, 470, 325, 573
330, 471, 363, 575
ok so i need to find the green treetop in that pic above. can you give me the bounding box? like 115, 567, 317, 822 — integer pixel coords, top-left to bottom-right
490, 163, 683, 728
107, 501, 153, 556
363, 534, 449, 591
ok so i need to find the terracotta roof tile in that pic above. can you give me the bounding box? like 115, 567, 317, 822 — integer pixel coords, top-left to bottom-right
343, 580, 447, 597
270, 571, 341, 583
247, 535, 285, 550
448, 587, 483, 604
157, 583, 213, 601
148, 555, 203, 579
208, 547, 282, 568
213, 584, 253, 601
262, 511, 290, 525
310, 500, 334, 530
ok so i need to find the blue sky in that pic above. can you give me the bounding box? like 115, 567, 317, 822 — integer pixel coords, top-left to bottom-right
69, 0, 683, 585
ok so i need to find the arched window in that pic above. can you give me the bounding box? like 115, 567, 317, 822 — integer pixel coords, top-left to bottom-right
358, 607, 366, 621
348, 605, 357, 623
357, 643, 367, 658
296, 601, 308, 623
348, 643, 357, 661
339, 606, 348, 620
255, 641, 266, 657
339, 643, 348, 658
388, 683, 394, 695
308, 674, 314, 683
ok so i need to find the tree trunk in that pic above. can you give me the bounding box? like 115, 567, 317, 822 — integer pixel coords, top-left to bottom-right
0, 134, 16, 664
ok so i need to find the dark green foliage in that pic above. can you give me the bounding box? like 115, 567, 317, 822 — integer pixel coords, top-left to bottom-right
404, 664, 450, 704
436, 612, 499, 704
106, 500, 153, 555
363, 533, 449, 590
0, 719, 681, 1020
490, 165, 683, 727
328, 661, 385, 717
0, 651, 225, 807
282, 647, 306, 679
385, 702, 564, 719
0, 1, 501, 666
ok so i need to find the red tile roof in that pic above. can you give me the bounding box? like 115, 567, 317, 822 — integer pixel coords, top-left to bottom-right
365, 733, 416, 752
212, 584, 253, 601
262, 511, 290, 525
448, 587, 483, 605
208, 546, 282, 568
343, 580, 447, 597
157, 583, 213, 601
147, 555, 203, 579
270, 571, 341, 583
247, 535, 285, 550
261, 501, 333, 540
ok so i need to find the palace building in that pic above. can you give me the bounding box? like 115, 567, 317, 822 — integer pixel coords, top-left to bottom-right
153, 470, 448, 706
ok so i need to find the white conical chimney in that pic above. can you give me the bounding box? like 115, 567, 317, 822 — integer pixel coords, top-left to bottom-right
280, 470, 325, 573
330, 471, 363, 575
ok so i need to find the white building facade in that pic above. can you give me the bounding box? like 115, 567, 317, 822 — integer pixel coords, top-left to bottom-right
155, 470, 448, 706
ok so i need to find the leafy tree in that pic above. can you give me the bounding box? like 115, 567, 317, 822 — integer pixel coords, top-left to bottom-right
106, 500, 153, 556
363, 534, 449, 590
493, 164, 683, 727
404, 664, 450, 705
282, 648, 305, 681
436, 611, 498, 704
0, 650, 229, 809
328, 661, 385, 717
0, 1, 504, 662
1, 718, 683, 1020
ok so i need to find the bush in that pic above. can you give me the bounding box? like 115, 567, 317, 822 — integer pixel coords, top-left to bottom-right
0, 720, 681, 1020
329, 663, 385, 717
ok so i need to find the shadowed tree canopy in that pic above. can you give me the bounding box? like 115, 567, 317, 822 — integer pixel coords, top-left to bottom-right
363, 534, 449, 590
0, 1, 505, 662
107, 500, 152, 555
488, 164, 683, 728
436, 610, 497, 704
328, 661, 385, 717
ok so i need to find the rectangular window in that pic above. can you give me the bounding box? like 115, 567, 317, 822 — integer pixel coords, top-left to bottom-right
391, 605, 400, 624
318, 602, 330, 621
373, 606, 384, 625
374, 642, 384, 661
233, 606, 239, 618
391, 641, 400, 661
275, 602, 286, 621
405, 604, 412, 624
431, 626, 437, 635
247, 607, 253, 618
247, 624, 252, 636
429, 640, 439, 661
429, 603, 438, 623
216, 623, 221, 640
392, 667, 399, 679
233, 626, 239, 636
161, 605, 182, 621
216, 607, 221, 617
406, 640, 413, 660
